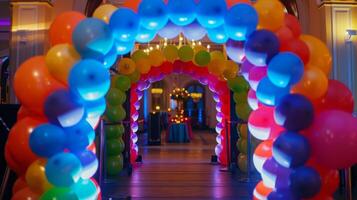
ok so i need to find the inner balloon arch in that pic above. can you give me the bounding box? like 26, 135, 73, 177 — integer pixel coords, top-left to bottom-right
6, 0, 357, 200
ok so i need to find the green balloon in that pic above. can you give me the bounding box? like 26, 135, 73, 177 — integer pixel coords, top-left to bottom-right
237, 153, 248, 173
237, 138, 248, 154
106, 155, 123, 176
106, 138, 125, 156
132, 50, 148, 62
233, 92, 248, 104
40, 187, 78, 200
194, 50, 211, 66
235, 103, 251, 121
128, 70, 141, 83
105, 124, 125, 139
227, 76, 250, 93
178, 45, 194, 62
105, 105, 126, 122
107, 88, 126, 106
114, 75, 131, 91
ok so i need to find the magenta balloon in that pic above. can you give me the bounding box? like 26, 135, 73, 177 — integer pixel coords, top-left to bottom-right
241, 58, 255, 81
308, 110, 357, 169
226, 39, 245, 63
249, 66, 267, 91
248, 89, 259, 110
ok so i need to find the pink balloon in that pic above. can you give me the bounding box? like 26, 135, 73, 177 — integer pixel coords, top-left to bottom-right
248, 66, 267, 91
248, 105, 283, 140
308, 110, 357, 169
248, 89, 259, 110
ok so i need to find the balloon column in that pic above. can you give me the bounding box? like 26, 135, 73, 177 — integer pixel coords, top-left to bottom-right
6, 0, 357, 199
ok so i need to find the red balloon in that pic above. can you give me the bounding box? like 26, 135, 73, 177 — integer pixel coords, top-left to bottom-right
281, 38, 310, 64
284, 14, 301, 38
12, 176, 28, 194
276, 26, 294, 50
313, 79, 354, 113
5, 117, 46, 174
226, 0, 252, 7
308, 110, 357, 169
161, 61, 174, 74
12, 187, 40, 200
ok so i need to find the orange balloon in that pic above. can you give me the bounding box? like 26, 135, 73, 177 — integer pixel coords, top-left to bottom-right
254, 0, 285, 31
300, 35, 332, 75
49, 11, 86, 46
254, 181, 273, 198
122, 0, 142, 12
12, 187, 40, 200
207, 59, 226, 76
12, 177, 28, 194
117, 58, 136, 75
136, 58, 151, 74
291, 67, 328, 100
5, 117, 46, 175
13, 56, 65, 115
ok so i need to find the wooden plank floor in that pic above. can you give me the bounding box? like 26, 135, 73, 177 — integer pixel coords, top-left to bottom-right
102, 131, 256, 200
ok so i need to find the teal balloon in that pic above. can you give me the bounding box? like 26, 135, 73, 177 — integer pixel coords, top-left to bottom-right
40, 187, 77, 200
227, 76, 250, 93
45, 153, 82, 187
71, 179, 98, 200
114, 75, 131, 91
107, 155, 124, 176
105, 105, 126, 122
106, 138, 125, 156
106, 88, 126, 106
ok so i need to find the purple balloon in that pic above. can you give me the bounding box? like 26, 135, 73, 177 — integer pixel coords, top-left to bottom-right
158, 21, 182, 39
241, 58, 255, 81
182, 20, 207, 41
44, 89, 85, 127
226, 39, 245, 63
262, 158, 292, 190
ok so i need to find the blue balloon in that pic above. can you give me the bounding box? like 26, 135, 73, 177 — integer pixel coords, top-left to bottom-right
290, 167, 322, 198
71, 178, 98, 200
74, 150, 98, 179
226, 39, 245, 63
73, 18, 114, 57
109, 8, 139, 42
115, 41, 134, 55
268, 190, 298, 200
273, 131, 311, 168
44, 89, 85, 127
65, 119, 95, 152
46, 153, 82, 187
83, 97, 106, 118
182, 20, 207, 41
92, 44, 118, 69
30, 124, 66, 158
69, 59, 110, 101
274, 94, 314, 131
245, 30, 280, 66
256, 77, 290, 106
207, 25, 228, 44
225, 3, 258, 41
138, 0, 168, 30
158, 21, 182, 39
196, 0, 227, 28
268, 53, 304, 88
167, 0, 196, 26
136, 26, 157, 43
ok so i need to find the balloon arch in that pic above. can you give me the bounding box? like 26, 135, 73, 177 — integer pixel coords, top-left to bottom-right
6, 0, 357, 199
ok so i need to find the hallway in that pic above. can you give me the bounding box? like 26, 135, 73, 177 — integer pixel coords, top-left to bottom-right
102, 131, 256, 200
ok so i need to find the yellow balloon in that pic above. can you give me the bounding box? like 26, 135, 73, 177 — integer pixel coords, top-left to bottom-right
148, 50, 165, 67
118, 58, 136, 75
25, 159, 52, 193
207, 58, 226, 76
132, 50, 148, 62
254, 0, 285, 31
300, 35, 332, 75
163, 45, 178, 62
93, 4, 117, 23
238, 124, 248, 139
136, 58, 151, 74
210, 51, 225, 61
223, 60, 239, 80
193, 45, 207, 53
45, 44, 80, 85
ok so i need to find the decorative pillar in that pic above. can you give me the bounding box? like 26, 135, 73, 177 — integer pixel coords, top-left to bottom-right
9, 0, 53, 103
